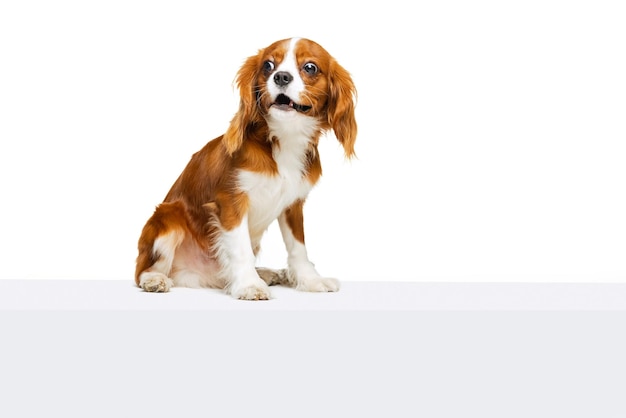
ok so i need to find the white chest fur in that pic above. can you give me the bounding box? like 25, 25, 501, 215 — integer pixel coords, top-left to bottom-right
237, 127, 316, 238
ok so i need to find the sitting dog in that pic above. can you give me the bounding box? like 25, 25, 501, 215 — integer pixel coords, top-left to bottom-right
135, 38, 357, 300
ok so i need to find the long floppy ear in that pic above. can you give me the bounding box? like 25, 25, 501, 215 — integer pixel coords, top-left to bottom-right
327, 59, 357, 159
223, 52, 263, 155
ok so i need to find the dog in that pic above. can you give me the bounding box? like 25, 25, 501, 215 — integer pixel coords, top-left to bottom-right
135, 38, 357, 300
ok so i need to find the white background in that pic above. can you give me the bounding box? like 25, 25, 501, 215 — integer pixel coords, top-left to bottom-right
0, 0, 624, 282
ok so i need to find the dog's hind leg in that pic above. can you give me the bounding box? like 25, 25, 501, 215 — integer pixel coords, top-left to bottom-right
135, 201, 188, 293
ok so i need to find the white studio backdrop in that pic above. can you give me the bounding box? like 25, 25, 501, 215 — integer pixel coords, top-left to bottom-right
0, 0, 624, 283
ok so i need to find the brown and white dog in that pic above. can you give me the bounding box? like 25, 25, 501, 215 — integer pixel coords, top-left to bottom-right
135, 38, 357, 300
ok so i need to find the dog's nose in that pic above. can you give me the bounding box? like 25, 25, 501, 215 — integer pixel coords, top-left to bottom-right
273, 71, 293, 87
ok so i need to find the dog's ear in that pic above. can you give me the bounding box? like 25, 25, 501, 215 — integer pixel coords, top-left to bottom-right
327, 59, 357, 159
223, 52, 263, 155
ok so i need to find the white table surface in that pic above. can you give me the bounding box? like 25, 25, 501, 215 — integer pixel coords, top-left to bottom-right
2, 280, 625, 418
1, 279, 625, 310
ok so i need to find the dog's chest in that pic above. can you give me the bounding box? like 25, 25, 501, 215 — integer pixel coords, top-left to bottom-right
237, 141, 313, 234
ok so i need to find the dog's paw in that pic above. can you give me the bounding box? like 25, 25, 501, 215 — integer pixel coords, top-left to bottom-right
296, 277, 340, 293
230, 280, 272, 301
256, 267, 290, 286
139, 272, 173, 293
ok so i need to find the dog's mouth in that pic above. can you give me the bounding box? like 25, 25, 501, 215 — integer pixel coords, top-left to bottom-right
271, 94, 312, 113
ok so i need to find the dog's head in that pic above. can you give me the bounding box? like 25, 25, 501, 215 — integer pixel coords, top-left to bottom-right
225, 38, 357, 157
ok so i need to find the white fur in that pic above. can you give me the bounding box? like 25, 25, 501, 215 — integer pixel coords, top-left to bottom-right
153, 230, 184, 271
217, 214, 272, 300
138, 230, 184, 292
267, 37, 304, 104
139, 272, 173, 293
278, 213, 340, 292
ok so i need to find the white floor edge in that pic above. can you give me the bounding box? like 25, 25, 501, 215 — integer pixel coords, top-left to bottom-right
1, 279, 626, 310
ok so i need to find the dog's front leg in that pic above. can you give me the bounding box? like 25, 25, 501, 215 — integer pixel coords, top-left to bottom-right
218, 212, 271, 300
278, 201, 340, 293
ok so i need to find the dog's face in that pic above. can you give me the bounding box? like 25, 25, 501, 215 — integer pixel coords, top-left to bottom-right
259, 38, 330, 119
226, 37, 357, 157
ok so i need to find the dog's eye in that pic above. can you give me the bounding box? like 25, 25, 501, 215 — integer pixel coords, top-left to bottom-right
303, 62, 318, 75
263, 61, 275, 73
